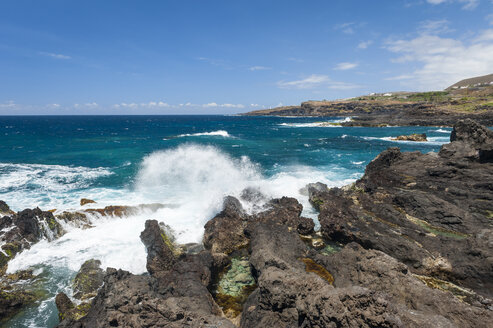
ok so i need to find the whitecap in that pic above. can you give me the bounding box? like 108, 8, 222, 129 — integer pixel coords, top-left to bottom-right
176, 130, 231, 138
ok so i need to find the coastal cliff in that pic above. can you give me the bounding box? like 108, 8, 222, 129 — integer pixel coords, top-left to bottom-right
1, 119, 492, 327
243, 82, 493, 127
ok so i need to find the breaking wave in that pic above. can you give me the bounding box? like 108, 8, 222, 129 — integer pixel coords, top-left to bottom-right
176, 130, 231, 138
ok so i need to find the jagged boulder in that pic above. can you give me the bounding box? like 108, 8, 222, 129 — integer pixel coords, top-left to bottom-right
203, 196, 249, 254
139, 220, 176, 276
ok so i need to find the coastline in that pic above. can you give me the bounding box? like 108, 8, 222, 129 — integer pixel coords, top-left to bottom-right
1, 119, 492, 327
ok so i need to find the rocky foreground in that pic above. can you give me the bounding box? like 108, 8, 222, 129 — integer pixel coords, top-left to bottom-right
1, 119, 492, 327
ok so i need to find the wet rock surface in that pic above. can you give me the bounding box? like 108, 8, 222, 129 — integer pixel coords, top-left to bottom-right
1, 206, 64, 274
73, 259, 105, 300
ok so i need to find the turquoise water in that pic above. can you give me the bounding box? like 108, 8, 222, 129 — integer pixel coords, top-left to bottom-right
1, 115, 451, 327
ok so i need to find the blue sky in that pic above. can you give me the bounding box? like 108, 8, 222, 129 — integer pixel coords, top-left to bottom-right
1, 0, 493, 114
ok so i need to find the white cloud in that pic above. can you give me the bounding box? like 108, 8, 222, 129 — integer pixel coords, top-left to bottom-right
202, 103, 245, 108
112, 101, 171, 109
249, 66, 271, 71
386, 29, 493, 89
277, 74, 361, 90
426, 0, 479, 10
418, 19, 453, 35
358, 41, 373, 49
334, 62, 358, 70
39, 52, 71, 60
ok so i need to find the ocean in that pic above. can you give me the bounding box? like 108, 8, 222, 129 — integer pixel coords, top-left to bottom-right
0, 115, 451, 327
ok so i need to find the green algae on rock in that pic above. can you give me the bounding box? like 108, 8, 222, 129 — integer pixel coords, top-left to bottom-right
214, 256, 256, 320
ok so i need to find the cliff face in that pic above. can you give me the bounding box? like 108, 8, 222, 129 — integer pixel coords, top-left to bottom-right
53, 119, 493, 328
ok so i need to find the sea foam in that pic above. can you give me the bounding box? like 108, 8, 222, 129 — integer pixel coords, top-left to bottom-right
7, 144, 355, 275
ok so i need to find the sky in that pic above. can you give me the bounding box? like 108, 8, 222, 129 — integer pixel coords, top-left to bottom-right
1, 0, 493, 115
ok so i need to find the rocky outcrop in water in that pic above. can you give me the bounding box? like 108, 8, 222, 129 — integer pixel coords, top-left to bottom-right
392, 133, 427, 141
0, 207, 64, 273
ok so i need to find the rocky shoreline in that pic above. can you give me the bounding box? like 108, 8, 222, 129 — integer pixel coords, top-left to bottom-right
243, 101, 493, 127
242, 86, 493, 127
1, 119, 492, 327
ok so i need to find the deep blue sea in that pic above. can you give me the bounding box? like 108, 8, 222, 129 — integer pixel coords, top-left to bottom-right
0, 115, 451, 327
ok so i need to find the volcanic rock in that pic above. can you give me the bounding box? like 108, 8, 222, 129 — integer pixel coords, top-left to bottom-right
310, 119, 493, 298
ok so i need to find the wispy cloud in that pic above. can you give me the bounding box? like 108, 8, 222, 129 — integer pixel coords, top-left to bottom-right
418, 19, 453, 35
0, 100, 17, 108
487, 13, 493, 25
249, 66, 271, 71
39, 52, 71, 60
357, 40, 373, 49
335, 22, 356, 35
384, 74, 414, 81
334, 62, 358, 70
426, 0, 479, 10
334, 22, 366, 35
277, 74, 330, 89
286, 57, 304, 63
386, 29, 493, 89
277, 74, 361, 90
197, 57, 231, 69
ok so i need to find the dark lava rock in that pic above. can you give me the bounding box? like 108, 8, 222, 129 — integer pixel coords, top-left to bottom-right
57, 221, 235, 328
310, 119, 493, 298
73, 259, 105, 300
239, 220, 493, 327
0, 201, 12, 214
204, 195, 315, 255
1, 207, 64, 273
203, 196, 249, 255
140, 219, 176, 276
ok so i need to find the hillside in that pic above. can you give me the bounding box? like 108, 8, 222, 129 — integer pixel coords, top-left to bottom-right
447, 73, 493, 90
243, 75, 493, 127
